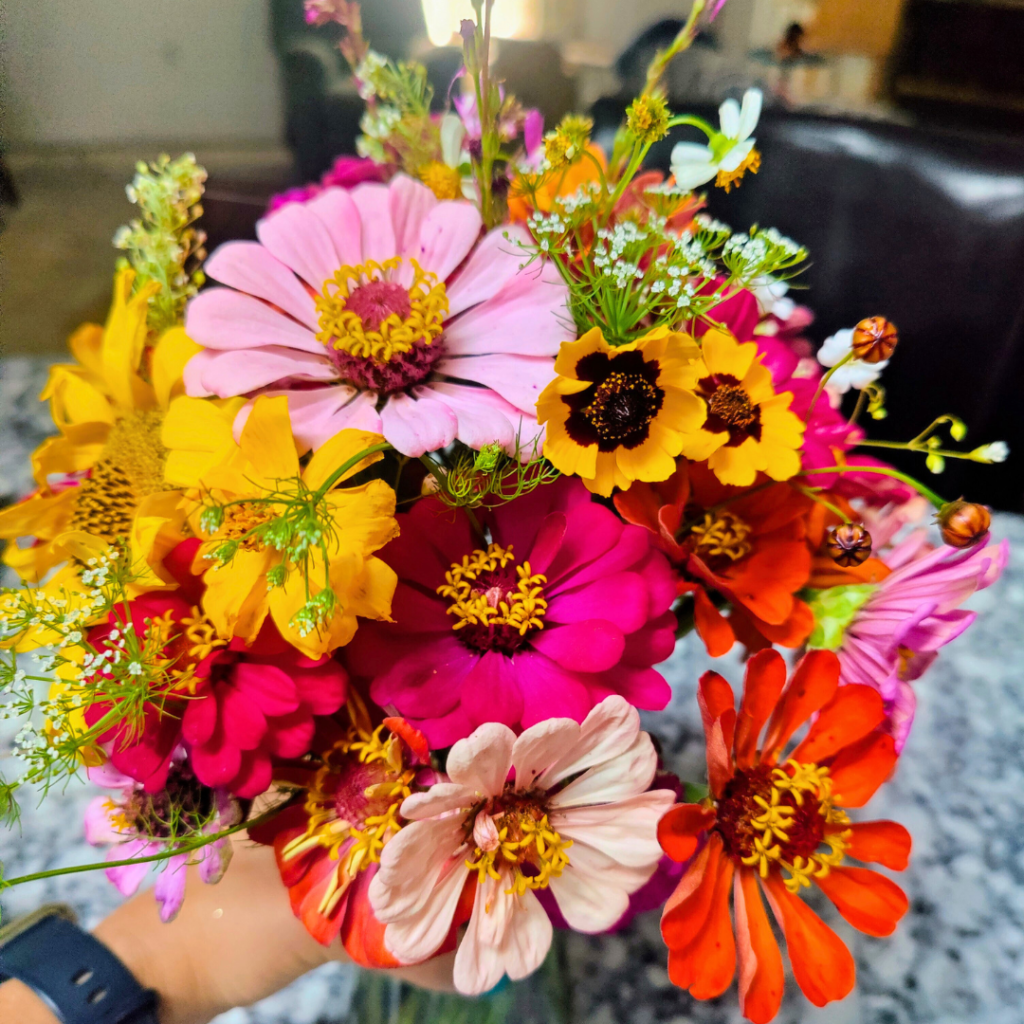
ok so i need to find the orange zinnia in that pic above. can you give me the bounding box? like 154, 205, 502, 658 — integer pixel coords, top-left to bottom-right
615, 461, 815, 656
657, 649, 910, 1022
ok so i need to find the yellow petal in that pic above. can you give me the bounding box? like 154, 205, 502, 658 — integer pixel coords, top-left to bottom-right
707, 441, 760, 486
162, 396, 246, 488
41, 365, 115, 430
151, 327, 202, 410
340, 556, 398, 622
552, 327, 609, 378
239, 396, 301, 484
660, 385, 707, 433
741, 359, 776, 404
543, 417, 598, 479
129, 491, 187, 591
615, 429, 678, 483
585, 451, 629, 497
304, 429, 389, 491
68, 323, 106, 378
701, 328, 758, 380
678, 425, 728, 463
202, 547, 273, 639
102, 268, 160, 411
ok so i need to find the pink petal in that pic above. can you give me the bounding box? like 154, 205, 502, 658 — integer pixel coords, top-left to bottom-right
446, 722, 516, 796
105, 839, 155, 896
185, 287, 323, 354
370, 634, 477, 718
232, 662, 300, 716
459, 650, 524, 729
410, 201, 482, 284
443, 259, 567, 357
84, 796, 122, 845
530, 620, 626, 673
547, 572, 650, 633
185, 346, 336, 398
256, 203, 342, 291
548, 733, 658, 809
189, 734, 242, 788
263, 708, 315, 758
154, 854, 189, 922
511, 717, 580, 792
513, 649, 594, 729
400, 783, 477, 821
229, 750, 273, 799
417, 382, 524, 454
204, 241, 317, 328
233, 387, 381, 451
446, 223, 534, 317
286, 659, 348, 715
622, 613, 677, 666
526, 512, 567, 575
604, 664, 671, 710
305, 187, 363, 268
182, 692, 218, 746
380, 392, 458, 456
389, 175, 438, 260
551, 790, 674, 867
351, 183, 397, 265
549, 862, 631, 933
221, 685, 268, 750
435, 353, 556, 414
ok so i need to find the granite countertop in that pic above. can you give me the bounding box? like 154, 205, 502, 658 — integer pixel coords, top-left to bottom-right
2, 355, 1022, 1024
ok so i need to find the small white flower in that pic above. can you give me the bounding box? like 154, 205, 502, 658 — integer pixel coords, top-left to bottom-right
972, 441, 1009, 463
670, 88, 762, 191
817, 328, 887, 394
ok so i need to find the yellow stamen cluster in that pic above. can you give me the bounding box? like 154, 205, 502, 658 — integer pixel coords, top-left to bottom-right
691, 510, 753, 562
215, 502, 276, 552
626, 94, 670, 143
739, 759, 852, 893
316, 257, 448, 364
543, 114, 593, 169
180, 607, 228, 663
436, 543, 548, 636
465, 812, 573, 898
281, 725, 416, 918
418, 160, 463, 201
716, 148, 762, 193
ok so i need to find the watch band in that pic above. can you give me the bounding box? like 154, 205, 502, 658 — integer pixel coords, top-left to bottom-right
0, 904, 160, 1024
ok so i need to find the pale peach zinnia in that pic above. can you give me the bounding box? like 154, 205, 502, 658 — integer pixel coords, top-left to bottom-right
369, 696, 675, 994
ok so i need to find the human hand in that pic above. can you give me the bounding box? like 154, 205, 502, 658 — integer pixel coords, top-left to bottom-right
0, 834, 455, 1024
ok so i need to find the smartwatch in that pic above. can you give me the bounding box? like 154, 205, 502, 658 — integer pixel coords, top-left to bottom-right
0, 904, 160, 1024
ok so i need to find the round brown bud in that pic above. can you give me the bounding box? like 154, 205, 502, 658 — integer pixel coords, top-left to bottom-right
852, 317, 898, 364
937, 499, 991, 548
826, 524, 873, 567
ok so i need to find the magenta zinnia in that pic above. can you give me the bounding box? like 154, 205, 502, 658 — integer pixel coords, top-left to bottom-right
345, 478, 677, 747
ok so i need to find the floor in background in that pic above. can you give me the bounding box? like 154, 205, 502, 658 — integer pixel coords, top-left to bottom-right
0, 145, 292, 356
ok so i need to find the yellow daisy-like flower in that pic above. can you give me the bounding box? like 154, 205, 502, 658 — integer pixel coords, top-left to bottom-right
186, 396, 399, 660
676, 328, 805, 486
537, 326, 707, 497
0, 268, 214, 586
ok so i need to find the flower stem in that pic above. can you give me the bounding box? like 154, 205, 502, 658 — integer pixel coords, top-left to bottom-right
313, 441, 393, 500
802, 465, 946, 508
808, 350, 855, 415
795, 485, 851, 524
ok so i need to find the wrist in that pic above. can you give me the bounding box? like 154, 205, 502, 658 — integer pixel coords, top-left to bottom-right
0, 977, 61, 1024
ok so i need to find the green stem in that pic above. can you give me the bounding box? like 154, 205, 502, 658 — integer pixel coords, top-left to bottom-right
795, 485, 851, 524
848, 387, 868, 427
855, 439, 978, 461
808, 350, 854, 413
802, 465, 946, 508
313, 441, 392, 500
418, 456, 487, 543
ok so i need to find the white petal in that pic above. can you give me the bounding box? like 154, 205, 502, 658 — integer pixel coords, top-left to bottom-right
401, 783, 477, 821
535, 695, 639, 791
446, 722, 516, 797
738, 88, 763, 140
549, 865, 630, 933
441, 113, 467, 168
547, 732, 657, 809
817, 327, 855, 367
511, 717, 580, 792
719, 138, 755, 174
719, 97, 741, 139
383, 857, 469, 963
551, 789, 675, 868
563, 837, 658, 893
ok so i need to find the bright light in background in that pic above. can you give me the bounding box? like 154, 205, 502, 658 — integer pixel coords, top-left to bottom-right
421, 0, 541, 47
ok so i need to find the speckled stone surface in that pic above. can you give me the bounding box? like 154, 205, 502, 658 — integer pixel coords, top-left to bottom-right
2, 355, 1022, 1024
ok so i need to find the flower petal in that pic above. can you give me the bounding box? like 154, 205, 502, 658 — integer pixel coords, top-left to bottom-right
734, 869, 784, 1024
446, 722, 516, 797
734, 648, 787, 769
762, 649, 840, 762
827, 731, 897, 807
657, 803, 717, 863
845, 820, 912, 870
185, 288, 323, 354
380, 391, 458, 457
816, 865, 908, 937
548, 733, 658, 809
256, 203, 342, 291
791, 683, 886, 764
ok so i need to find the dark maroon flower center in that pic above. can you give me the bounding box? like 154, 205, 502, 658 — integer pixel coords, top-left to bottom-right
697, 374, 762, 446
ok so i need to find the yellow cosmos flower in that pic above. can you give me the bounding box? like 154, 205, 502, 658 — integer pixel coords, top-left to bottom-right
676, 328, 805, 486
186, 396, 399, 660
537, 326, 707, 497
0, 269, 205, 584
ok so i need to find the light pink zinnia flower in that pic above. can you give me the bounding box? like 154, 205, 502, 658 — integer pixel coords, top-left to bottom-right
184, 174, 568, 456
85, 759, 238, 922
827, 531, 1008, 750
369, 696, 675, 994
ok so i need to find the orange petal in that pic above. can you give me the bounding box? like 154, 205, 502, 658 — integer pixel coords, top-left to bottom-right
734, 870, 785, 1024
816, 865, 909, 937
662, 834, 722, 949
828, 732, 897, 808
791, 684, 885, 764
340, 863, 402, 968
845, 820, 912, 871
693, 587, 737, 657
734, 649, 787, 769
658, 804, 718, 863
667, 850, 736, 999
762, 650, 840, 763
698, 671, 737, 797
763, 874, 855, 1008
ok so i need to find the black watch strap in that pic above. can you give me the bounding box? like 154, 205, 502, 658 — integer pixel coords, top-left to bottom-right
0, 905, 159, 1024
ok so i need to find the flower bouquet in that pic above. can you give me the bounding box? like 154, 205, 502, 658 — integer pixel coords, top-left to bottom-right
0, 1, 1010, 1020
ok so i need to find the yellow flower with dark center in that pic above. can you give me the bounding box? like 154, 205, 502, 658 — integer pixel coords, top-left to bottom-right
537, 326, 707, 497
675, 328, 805, 486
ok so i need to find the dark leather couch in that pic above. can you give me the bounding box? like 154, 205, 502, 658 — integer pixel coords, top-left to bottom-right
627, 106, 1024, 511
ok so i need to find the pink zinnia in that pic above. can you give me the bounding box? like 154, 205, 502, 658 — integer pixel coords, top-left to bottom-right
184, 174, 568, 456
817, 530, 1008, 749
369, 696, 675, 994
346, 478, 677, 747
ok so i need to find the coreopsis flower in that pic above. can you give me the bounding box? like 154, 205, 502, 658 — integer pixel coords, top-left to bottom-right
670, 89, 763, 192
659, 650, 910, 1022
84, 759, 238, 922
536, 327, 707, 497
249, 711, 452, 965
83, 567, 349, 797
615, 460, 815, 657
0, 268, 201, 583
675, 328, 805, 487
369, 696, 675, 994
346, 477, 676, 747
807, 529, 1008, 750
184, 396, 398, 659
184, 174, 568, 456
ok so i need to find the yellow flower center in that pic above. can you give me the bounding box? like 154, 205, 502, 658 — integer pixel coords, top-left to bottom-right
418, 160, 463, 201
690, 510, 753, 562
716, 147, 761, 193
715, 759, 851, 894
707, 383, 756, 428
215, 502, 276, 552
69, 410, 168, 541
436, 542, 548, 653
315, 257, 448, 365
465, 804, 573, 899
281, 724, 417, 918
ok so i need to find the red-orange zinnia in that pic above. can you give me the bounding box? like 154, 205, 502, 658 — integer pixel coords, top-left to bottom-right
657, 649, 910, 1022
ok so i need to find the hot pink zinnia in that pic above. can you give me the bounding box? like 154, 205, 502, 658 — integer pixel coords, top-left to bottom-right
185, 173, 568, 456
345, 478, 677, 747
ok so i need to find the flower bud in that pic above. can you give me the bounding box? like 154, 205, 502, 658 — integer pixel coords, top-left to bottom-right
937, 500, 991, 548
826, 524, 873, 567
852, 317, 898, 364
